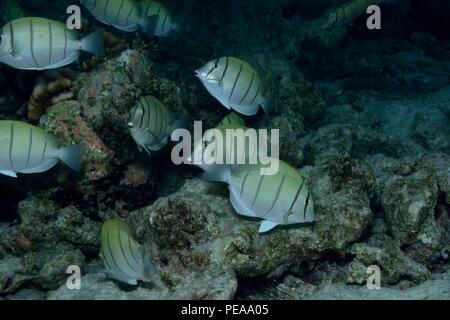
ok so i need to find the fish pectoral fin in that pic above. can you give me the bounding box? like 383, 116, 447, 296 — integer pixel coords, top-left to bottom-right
258, 220, 279, 233
137, 145, 144, 152
0, 170, 18, 178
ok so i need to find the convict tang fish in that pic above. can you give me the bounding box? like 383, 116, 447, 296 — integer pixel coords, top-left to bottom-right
139, 0, 178, 37
128, 95, 182, 155
196, 57, 272, 116
0, 17, 104, 70
0, 121, 83, 178
100, 218, 156, 285
81, 0, 162, 37
201, 159, 315, 233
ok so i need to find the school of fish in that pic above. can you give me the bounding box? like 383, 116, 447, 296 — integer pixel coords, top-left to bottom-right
0, 0, 320, 285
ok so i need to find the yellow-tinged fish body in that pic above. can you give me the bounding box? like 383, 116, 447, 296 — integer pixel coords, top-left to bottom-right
321, 0, 385, 29
0, 120, 83, 177
0, 17, 104, 70
196, 57, 272, 116
81, 0, 159, 36
128, 95, 174, 155
218, 112, 245, 128
202, 159, 315, 233
139, 0, 177, 37
100, 219, 155, 285
0, 0, 26, 25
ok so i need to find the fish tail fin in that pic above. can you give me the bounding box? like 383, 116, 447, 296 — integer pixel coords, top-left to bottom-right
201, 166, 230, 183
58, 144, 84, 172
261, 95, 274, 114
80, 29, 105, 56
140, 15, 159, 37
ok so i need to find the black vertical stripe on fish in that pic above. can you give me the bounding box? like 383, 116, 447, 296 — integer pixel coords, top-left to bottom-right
229, 64, 243, 101
63, 28, 68, 59
240, 170, 251, 198
103, 0, 110, 17
144, 1, 154, 16
48, 22, 53, 66
25, 127, 33, 168
220, 57, 229, 83
156, 6, 162, 16
93, 0, 98, 9
239, 72, 255, 105
127, 233, 142, 267
139, 101, 145, 129
303, 190, 311, 220
116, 0, 125, 25
125, 5, 133, 25
206, 57, 220, 78
29, 19, 40, 69
249, 83, 261, 105
9, 122, 14, 169
9, 21, 14, 55
100, 247, 113, 272
145, 100, 151, 130
251, 174, 265, 207
287, 180, 304, 213
40, 135, 48, 165
106, 228, 131, 279
118, 229, 140, 273
154, 102, 159, 134
161, 13, 169, 32
263, 174, 286, 217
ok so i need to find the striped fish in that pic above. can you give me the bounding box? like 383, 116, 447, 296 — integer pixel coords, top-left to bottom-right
0, 17, 104, 70
218, 112, 245, 128
0, 120, 83, 178
139, 0, 178, 37
321, 0, 386, 29
100, 218, 155, 285
0, 0, 26, 25
81, 0, 159, 36
201, 159, 315, 233
128, 95, 178, 155
196, 57, 273, 116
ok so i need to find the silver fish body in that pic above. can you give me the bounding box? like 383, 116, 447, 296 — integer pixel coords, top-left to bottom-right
202, 159, 315, 233
128, 95, 173, 155
0, 121, 83, 177
100, 218, 155, 285
81, 0, 159, 36
0, 17, 104, 70
139, 0, 177, 37
196, 57, 272, 116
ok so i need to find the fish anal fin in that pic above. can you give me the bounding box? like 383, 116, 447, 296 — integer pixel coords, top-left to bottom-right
0, 170, 18, 178
258, 220, 279, 233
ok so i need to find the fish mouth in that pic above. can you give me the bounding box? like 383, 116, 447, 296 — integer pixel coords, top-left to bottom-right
194, 70, 203, 78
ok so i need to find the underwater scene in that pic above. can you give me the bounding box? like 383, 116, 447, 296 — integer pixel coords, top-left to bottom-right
0, 0, 449, 301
